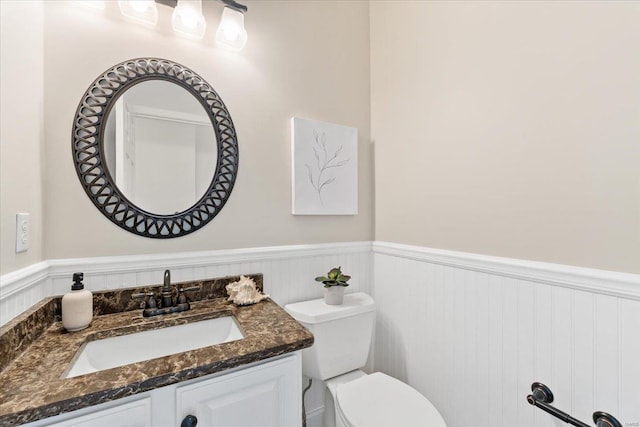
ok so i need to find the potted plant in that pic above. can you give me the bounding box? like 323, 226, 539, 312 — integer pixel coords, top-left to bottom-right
315, 266, 351, 305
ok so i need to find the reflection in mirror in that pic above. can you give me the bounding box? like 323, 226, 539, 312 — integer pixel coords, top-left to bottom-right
104, 80, 217, 215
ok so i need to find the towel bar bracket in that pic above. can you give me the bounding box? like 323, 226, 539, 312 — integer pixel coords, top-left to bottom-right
593, 411, 623, 427
530, 382, 554, 404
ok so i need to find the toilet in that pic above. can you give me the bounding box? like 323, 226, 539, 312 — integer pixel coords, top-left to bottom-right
285, 292, 447, 427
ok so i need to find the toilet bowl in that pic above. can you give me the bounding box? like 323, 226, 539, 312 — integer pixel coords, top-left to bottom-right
285, 293, 447, 427
327, 370, 446, 427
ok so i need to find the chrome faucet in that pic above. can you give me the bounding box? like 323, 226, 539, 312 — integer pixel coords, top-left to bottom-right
132, 269, 200, 317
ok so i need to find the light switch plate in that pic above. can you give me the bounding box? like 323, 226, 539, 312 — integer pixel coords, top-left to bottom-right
16, 213, 29, 253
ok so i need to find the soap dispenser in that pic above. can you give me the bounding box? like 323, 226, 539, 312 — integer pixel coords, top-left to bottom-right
62, 272, 93, 332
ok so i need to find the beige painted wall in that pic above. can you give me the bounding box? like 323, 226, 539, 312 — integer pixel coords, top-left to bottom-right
4, 0, 637, 276
41, 0, 372, 260
0, 1, 45, 275
371, 1, 640, 273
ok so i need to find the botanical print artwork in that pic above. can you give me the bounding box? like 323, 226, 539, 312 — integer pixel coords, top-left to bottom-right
305, 130, 350, 206
292, 117, 358, 215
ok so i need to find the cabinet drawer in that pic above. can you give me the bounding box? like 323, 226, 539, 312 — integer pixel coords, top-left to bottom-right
42, 398, 151, 427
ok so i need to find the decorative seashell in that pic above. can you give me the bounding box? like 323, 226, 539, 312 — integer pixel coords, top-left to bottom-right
225, 276, 269, 306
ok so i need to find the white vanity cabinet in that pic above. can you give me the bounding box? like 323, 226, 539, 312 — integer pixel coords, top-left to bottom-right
176, 354, 300, 427
24, 353, 301, 427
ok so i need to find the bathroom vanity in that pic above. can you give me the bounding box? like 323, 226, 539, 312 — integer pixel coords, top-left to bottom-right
0, 275, 313, 426
20, 354, 301, 427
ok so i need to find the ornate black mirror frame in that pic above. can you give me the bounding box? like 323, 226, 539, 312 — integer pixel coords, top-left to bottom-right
72, 58, 239, 238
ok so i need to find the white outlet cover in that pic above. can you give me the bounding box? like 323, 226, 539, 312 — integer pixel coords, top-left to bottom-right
16, 213, 29, 253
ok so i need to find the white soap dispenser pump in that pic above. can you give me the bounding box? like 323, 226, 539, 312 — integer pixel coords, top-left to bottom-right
62, 272, 93, 332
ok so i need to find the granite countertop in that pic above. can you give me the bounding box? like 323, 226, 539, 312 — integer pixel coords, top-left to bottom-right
0, 275, 314, 426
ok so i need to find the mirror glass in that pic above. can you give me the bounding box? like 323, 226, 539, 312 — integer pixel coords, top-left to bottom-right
103, 80, 217, 215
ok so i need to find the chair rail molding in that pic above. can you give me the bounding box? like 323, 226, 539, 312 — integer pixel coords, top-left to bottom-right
372, 241, 640, 300
45, 241, 373, 278
3, 241, 637, 318
0, 261, 50, 299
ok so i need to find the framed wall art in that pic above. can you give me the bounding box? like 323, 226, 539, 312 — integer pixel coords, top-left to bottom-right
291, 117, 358, 215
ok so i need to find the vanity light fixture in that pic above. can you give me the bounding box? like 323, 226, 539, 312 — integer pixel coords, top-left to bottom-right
118, 0, 158, 25
215, 0, 248, 52
172, 0, 206, 39
112, 0, 249, 51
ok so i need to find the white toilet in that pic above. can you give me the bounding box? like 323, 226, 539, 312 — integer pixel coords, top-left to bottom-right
285, 292, 447, 427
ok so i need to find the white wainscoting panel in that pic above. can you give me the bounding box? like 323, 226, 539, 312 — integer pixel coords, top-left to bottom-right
0, 242, 372, 327
4, 241, 638, 427
372, 242, 640, 427
0, 262, 51, 326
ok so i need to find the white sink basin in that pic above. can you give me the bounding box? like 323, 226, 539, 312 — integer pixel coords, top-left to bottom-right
64, 316, 244, 378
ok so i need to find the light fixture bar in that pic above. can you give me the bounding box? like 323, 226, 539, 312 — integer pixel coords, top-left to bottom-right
155, 0, 177, 6
220, 0, 248, 13
154, 0, 247, 12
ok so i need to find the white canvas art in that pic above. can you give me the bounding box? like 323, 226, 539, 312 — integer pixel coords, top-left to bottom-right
292, 117, 358, 215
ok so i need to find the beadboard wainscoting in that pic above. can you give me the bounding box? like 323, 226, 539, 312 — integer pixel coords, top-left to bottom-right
372, 242, 640, 427
3, 241, 639, 427
0, 262, 50, 327
0, 242, 373, 327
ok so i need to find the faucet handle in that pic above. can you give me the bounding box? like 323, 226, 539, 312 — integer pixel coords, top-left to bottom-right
177, 286, 200, 304
132, 292, 156, 309
132, 292, 154, 299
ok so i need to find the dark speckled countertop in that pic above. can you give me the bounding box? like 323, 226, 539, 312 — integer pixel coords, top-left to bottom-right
0, 274, 314, 426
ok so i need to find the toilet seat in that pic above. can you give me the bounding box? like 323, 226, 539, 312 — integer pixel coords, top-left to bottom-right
336, 373, 447, 427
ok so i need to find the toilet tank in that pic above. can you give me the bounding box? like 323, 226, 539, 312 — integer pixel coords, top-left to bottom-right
285, 292, 375, 381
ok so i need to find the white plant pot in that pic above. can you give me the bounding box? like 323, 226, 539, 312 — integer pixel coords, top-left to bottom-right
323, 286, 346, 305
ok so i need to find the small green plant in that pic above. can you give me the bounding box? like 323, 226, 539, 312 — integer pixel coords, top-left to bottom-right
315, 266, 351, 288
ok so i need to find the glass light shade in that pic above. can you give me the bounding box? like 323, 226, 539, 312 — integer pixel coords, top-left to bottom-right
118, 0, 158, 25
216, 7, 247, 52
172, 0, 206, 39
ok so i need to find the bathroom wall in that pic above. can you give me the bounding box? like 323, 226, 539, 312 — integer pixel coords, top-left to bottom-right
41, 0, 373, 261
2, 2, 639, 427
370, 3, 640, 427
0, 0, 45, 275
372, 244, 640, 427
371, 0, 640, 274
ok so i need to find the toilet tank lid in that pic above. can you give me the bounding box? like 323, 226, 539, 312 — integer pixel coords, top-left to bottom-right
285, 292, 375, 324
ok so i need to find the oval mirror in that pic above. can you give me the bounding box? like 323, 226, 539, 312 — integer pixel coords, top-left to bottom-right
72, 58, 239, 238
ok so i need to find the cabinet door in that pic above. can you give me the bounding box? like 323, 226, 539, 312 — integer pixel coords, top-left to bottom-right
176, 355, 301, 427
42, 398, 151, 427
